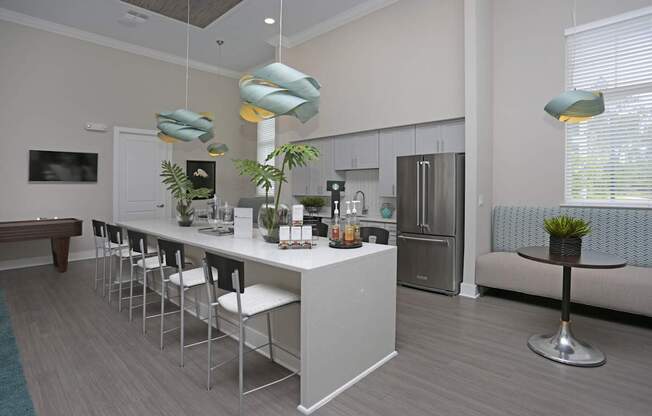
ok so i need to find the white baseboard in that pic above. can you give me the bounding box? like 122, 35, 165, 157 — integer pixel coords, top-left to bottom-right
0, 249, 96, 272
459, 282, 480, 299
296, 350, 398, 415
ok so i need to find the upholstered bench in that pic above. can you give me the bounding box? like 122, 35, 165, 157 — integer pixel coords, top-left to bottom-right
476, 206, 652, 317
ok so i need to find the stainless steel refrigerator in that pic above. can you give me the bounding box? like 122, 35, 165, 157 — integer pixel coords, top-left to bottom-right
396, 153, 464, 294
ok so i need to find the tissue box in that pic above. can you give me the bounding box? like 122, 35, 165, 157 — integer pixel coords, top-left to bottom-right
234, 207, 253, 239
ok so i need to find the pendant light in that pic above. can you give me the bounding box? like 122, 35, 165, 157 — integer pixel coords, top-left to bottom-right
544, 0, 604, 123
206, 40, 230, 157
156, 0, 214, 143
239, 0, 321, 123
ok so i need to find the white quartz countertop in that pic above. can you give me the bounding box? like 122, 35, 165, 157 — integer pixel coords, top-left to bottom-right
311, 212, 396, 224
118, 219, 396, 273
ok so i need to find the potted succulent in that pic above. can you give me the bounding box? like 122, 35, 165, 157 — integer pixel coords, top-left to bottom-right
300, 196, 326, 214
234, 143, 319, 243
161, 160, 213, 226
543, 215, 591, 256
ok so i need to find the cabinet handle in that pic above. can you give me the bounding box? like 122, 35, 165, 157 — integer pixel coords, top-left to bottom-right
392, 184, 395, 196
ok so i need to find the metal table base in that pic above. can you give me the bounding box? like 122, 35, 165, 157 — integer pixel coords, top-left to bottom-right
528, 320, 605, 367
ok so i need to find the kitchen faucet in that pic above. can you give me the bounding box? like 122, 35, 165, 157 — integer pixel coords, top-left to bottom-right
354, 190, 368, 216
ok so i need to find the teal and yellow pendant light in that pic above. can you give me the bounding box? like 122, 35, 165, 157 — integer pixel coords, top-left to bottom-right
207, 142, 229, 157
239, 0, 321, 124
544, 0, 604, 123
156, 0, 214, 143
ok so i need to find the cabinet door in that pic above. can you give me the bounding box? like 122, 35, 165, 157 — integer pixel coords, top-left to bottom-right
333, 135, 353, 170
352, 131, 379, 169
292, 141, 311, 195
415, 122, 441, 154
309, 138, 342, 195
379, 126, 415, 197
441, 119, 465, 153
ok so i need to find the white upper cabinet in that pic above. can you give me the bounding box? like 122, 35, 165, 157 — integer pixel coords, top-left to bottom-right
415, 118, 465, 154
292, 138, 342, 196
379, 126, 415, 197
334, 131, 379, 170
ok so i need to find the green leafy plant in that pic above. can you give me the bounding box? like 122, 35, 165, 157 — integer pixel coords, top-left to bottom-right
234, 143, 319, 234
160, 160, 213, 218
543, 215, 591, 238
300, 196, 325, 208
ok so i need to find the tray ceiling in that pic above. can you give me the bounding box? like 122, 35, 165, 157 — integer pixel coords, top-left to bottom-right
121, 0, 243, 28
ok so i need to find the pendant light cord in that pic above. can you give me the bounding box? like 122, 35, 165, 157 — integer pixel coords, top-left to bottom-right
185, 0, 190, 110
569, 0, 577, 89
278, 0, 283, 63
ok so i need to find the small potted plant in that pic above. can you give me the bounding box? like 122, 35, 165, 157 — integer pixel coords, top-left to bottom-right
161, 160, 213, 226
234, 143, 319, 243
300, 196, 325, 214
543, 215, 591, 256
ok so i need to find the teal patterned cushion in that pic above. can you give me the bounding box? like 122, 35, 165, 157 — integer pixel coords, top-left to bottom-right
493, 206, 652, 267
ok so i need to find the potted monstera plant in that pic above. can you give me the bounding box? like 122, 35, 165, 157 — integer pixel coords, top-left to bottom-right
234, 143, 319, 243
161, 160, 213, 226
543, 215, 591, 256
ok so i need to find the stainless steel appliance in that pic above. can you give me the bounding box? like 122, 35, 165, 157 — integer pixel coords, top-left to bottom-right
396, 153, 464, 294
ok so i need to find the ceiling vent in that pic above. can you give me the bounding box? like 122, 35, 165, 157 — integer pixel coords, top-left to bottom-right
121, 0, 242, 28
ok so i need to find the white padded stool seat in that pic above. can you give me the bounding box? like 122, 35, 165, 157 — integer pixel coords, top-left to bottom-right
218, 284, 299, 317
169, 268, 206, 288
136, 256, 165, 270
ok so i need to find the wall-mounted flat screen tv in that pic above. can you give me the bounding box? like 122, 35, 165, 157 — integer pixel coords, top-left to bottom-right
29, 150, 98, 182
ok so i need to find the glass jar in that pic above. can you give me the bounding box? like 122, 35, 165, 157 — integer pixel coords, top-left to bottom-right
258, 203, 290, 243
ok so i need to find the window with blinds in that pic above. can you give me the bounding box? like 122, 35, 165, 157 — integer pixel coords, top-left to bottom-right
564, 9, 652, 207
256, 118, 276, 197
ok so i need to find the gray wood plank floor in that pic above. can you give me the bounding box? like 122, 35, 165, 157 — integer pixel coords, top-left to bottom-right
1, 259, 651, 416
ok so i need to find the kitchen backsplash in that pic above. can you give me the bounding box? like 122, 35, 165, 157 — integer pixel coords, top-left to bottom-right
293, 169, 396, 218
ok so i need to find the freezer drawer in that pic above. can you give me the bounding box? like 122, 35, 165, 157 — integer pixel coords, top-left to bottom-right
397, 233, 457, 294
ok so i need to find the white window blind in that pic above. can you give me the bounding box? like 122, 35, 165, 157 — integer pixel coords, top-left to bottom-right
564, 10, 652, 207
257, 118, 276, 197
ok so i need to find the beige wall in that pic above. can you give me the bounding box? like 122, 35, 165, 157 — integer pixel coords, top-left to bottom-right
492, 0, 650, 207
0, 21, 255, 265
278, 0, 465, 143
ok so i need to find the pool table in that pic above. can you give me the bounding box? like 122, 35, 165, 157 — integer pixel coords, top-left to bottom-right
0, 218, 83, 272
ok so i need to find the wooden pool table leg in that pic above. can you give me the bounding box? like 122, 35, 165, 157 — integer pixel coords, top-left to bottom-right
51, 237, 71, 272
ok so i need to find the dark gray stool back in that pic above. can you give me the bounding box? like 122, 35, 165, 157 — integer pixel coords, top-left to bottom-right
106, 224, 124, 245
156, 238, 184, 269
203, 252, 245, 294
127, 230, 148, 254
92, 219, 106, 238
361, 227, 389, 245
315, 222, 328, 238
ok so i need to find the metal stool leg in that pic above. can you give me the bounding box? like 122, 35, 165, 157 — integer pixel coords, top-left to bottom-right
266, 312, 274, 362
129, 262, 135, 322
159, 279, 166, 350
93, 244, 99, 290
207, 303, 213, 390
238, 317, 245, 416
108, 253, 114, 304
142, 268, 148, 335
118, 256, 124, 312
180, 288, 185, 367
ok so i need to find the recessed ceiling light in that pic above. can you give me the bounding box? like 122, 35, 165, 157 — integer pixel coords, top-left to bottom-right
264, 17, 276, 25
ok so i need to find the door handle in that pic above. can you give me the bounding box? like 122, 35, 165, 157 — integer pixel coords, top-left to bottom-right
422, 160, 430, 230
398, 235, 449, 245
156, 204, 165, 208
416, 161, 421, 228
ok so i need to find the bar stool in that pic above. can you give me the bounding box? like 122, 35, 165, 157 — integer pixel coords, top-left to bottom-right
202, 252, 300, 413
156, 239, 206, 366
361, 226, 390, 245
91, 220, 107, 292
105, 224, 133, 310
126, 230, 165, 325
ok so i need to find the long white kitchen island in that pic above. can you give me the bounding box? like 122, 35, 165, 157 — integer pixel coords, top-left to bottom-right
117, 219, 397, 414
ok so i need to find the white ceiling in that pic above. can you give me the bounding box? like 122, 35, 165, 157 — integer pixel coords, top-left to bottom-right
0, 0, 398, 74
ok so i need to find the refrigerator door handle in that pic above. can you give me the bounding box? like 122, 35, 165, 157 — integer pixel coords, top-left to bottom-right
398, 235, 449, 245
416, 161, 421, 228
422, 160, 430, 231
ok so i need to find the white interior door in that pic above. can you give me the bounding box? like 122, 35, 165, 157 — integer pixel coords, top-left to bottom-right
113, 127, 172, 222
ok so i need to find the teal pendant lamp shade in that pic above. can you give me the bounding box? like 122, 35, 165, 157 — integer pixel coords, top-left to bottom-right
544, 90, 605, 123
207, 142, 229, 157
157, 110, 214, 143
239, 63, 321, 123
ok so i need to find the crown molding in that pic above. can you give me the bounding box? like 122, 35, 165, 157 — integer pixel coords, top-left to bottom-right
0, 7, 242, 79
266, 0, 400, 49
